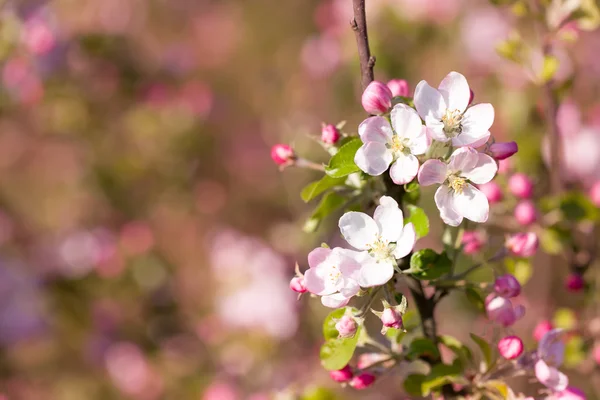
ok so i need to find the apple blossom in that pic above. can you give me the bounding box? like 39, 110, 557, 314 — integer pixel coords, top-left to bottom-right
535, 329, 568, 392
486, 295, 525, 327
508, 173, 534, 199
494, 274, 521, 298
414, 71, 494, 147
498, 335, 524, 360
478, 182, 503, 204
354, 104, 428, 184
418, 147, 497, 226
304, 247, 362, 308
270, 144, 295, 166
490, 141, 518, 160
361, 81, 393, 115
338, 196, 416, 287
387, 79, 409, 97
289, 276, 307, 293
506, 232, 539, 257
321, 123, 341, 145
565, 273, 584, 292
514, 200, 537, 226
335, 315, 358, 338
330, 365, 353, 382
349, 372, 376, 389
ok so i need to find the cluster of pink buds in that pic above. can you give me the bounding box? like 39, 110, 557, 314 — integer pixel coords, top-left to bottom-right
506, 232, 539, 257
329, 365, 376, 390
360, 78, 410, 115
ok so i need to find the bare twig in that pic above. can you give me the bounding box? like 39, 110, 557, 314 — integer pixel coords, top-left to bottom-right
350, 0, 375, 91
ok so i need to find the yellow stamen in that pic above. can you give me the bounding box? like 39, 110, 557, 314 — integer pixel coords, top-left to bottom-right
448, 175, 467, 194
390, 135, 405, 153
441, 109, 463, 138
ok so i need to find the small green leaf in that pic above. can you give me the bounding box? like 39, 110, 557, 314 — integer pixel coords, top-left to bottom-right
465, 287, 486, 311
320, 326, 362, 370
403, 374, 427, 397
486, 380, 510, 399
540, 227, 567, 255
404, 182, 421, 205
324, 137, 362, 178
385, 328, 406, 343
406, 337, 440, 361
410, 250, 452, 280
421, 361, 463, 395
470, 333, 494, 371
300, 387, 337, 400
303, 192, 346, 233
322, 308, 347, 340
405, 205, 430, 239
439, 335, 473, 368
301, 175, 346, 203
559, 192, 599, 222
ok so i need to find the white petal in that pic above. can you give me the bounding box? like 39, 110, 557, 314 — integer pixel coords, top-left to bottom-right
414, 80, 446, 121
321, 293, 351, 308
338, 279, 360, 298
534, 360, 569, 392
452, 184, 490, 223
390, 104, 424, 140
378, 195, 398, 208
418, 159, 447, 186
461, 103, 495, 138
304, 267, 336, 296
407, 125, 430, 155
358, 116, 394, 144
461, 153, 497, 184
358, 259, 395, 287
339, 212, 379, 250
307, 247, 331, 269
425, 118, 449, 142
389, 154, 419, 185
393, 223, 416, 259
435, 186, 463, 226
452, 129, 490, 148
448, 147, 479, 173
354, 142, 393, 176
374, 198, 404, 243
438, 71, 470, 113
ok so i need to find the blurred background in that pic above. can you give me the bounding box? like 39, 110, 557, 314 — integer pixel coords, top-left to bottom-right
0, 0, 600, 399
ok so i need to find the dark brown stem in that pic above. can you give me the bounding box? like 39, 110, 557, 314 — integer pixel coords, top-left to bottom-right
407, 277, 437, 341
350, 0, 375, 91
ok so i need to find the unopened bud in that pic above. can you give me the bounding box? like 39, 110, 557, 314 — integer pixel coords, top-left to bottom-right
486, 296, 522, 327
381, 307, 403, 329
329, 365, 353, 382
335, 315, 357, 338
498, 335, 524, 360
490, 141, 519, 160
565, 273, 585, 292
349, 372, 376, 390
589, 181, 600, 207
506, 232, 539, 257
462, 231, 485, 255
478, 182, 503, 204
321, 123, 341, 145
534, 320, 554, 342
514, 200, 537, 226
387, 79, 409, 97
270, 144, 295, 166
289, 276, 307, 293
361, 81, 393, 115
494, 274, 521, 298
508, 173, 534, 199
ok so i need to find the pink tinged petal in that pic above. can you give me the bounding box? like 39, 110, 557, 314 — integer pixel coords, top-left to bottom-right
337, 253, 363, 283
452, 184, 490, 223
373, 199, 404, 242
354, 142, 393, 176
358, 116, 394, 144
338, 279, 360, 298
535, 360, 569, 392
393, 223, 416, 259
435, 186, 464, 226
451, 129, 490, 148
339, 212, 379, 250
321, 293, 351, 308
407, 126, 429, 155
414, 80, 446, 121
358, 259, 395, 287
461, 153, 498, 184
460, 103, 495, 137
448, 147, 479, 173
308, 247, 332, 269
390, 104, 424, 140
304, 267, 336, 296
425, 116, 448, 142
438, 71, 471, 113
418, 159, 448, 186
390, 154, 420, 185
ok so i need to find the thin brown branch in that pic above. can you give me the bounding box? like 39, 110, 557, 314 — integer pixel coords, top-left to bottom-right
350, 0, 375, 91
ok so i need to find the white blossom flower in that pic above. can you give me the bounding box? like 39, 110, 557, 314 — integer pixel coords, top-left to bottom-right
535, 329, 568, 392
418, 147, 497, 226
354, 104, 428, 185
414, 71, 494, 147
337, 196, 416, 287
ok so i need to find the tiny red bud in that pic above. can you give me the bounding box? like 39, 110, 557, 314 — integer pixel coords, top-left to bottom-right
321, 124, 341, 145
381, 307, 403, 329
497, 335, 524, 360
514, 200, 537, 226
508, 173, 534, 199
565, 273, 585, 292
361, 81, 392, 115
489, 141, 518, 160
289, 276, 307, 293
386, 79, 409, 97
506, 232, 539, 257
270, 144, 295, 166
329, 365, 353, 382
349, 372, 376, 390
494, 274, 521, 298
533, 320, 554, 342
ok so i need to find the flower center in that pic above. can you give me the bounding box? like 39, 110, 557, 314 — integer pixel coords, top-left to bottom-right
447, 175, 467, 194
441, 109, 463, 138
327, 265, 342, 285
367, 237, 393, 261
389, 135, 405, 154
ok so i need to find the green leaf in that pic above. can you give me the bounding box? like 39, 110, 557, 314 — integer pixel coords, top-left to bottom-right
404, 182, 421, 205
405, 205, 430, 239
303, 192, 346, 233
300, 387, 337, 400
322, 308, 347, 340
385, 328, 406, 343
403, 374, 427, 397
409, 250, 452, 280
470, 333, 494, 371
301, 175, 346, 203
324, 137, 362, 178
559, 192, 599, 222
539, 56, 559, 83
540, 226, 569, 255
421, 361, 463, 395
439, 335, 473, 368
406, 337, 440, 361
505, 258, 533, 285
486, 380, 510, 399
465, 287, 486, 311
319, 326, 362, 370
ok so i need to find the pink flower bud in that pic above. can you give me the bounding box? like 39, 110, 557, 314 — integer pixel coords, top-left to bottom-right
462, 231, 485, 255
321, 124, 341, 145
381, 307, 403, 329
494, 274, 521, 298
349, 373, 376, 390
508, 173, 534, 199
270, 144, 295, 166
565, 273, 584, 292
386, 79, 409, 97
289, 276, 307, 293
361, 81, 392, 115
514, 200, 537, 226
554, 387, 587, 400
478, 182, 503, 204
490, 141, 518, 160
534, 320, 554, 342
329, 365, 353, 382
486, 296, 520, 327
335, 315, 357, 338
589, 181, 600, 207
593, 344, 600, 365
506, 232, 539, 257
497, 335, 524, 360
468, 89, 475, 105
